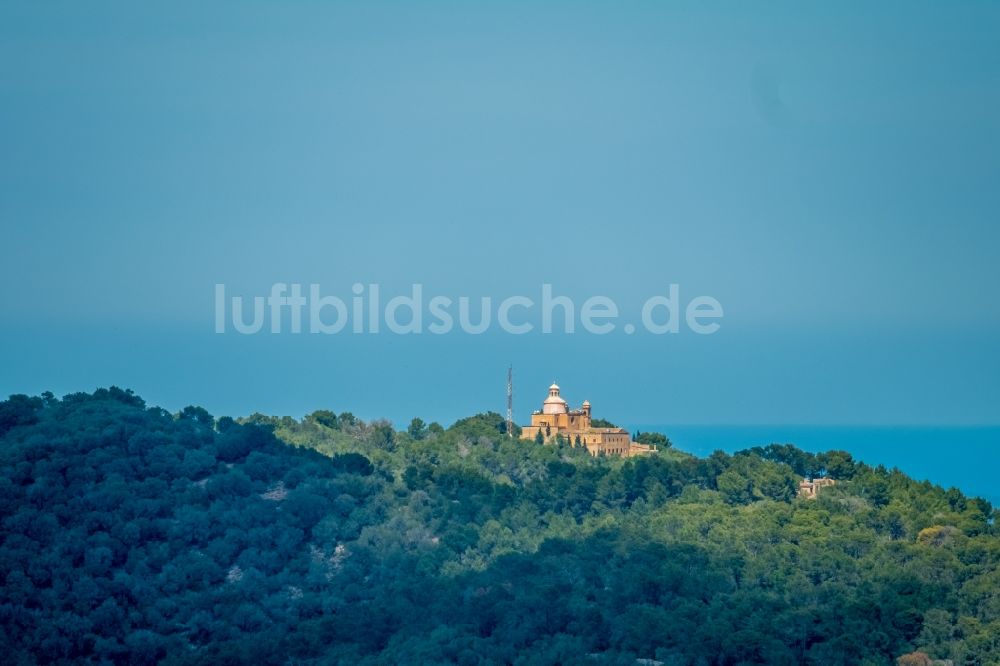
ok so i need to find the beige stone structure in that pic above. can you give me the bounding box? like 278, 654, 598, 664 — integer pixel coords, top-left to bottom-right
520, 383, 656, 457
798, 477, 836, 499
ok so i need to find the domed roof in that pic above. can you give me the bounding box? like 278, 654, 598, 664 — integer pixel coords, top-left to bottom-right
542, 396, 568, 414
542, 382, 568, 415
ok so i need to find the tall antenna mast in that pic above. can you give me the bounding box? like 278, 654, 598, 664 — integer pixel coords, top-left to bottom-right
506, 365, 513, 438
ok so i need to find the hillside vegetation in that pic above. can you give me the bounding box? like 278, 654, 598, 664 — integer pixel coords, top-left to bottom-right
0, 389, 997, 665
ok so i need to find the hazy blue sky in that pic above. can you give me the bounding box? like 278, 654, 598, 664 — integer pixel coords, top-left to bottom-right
2, 2, 998, 426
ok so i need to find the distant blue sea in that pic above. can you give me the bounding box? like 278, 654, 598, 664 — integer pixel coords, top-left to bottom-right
631, 425, 999, 506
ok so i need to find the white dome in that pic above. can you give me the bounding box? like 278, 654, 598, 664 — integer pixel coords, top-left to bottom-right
542, 395, 568, 415
542, 382, 568, 414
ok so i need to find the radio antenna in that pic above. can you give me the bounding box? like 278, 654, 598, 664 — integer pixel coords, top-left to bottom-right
506, 365, 514, 438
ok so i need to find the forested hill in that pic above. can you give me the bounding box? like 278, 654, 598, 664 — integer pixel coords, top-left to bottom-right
1, 389, 998, 665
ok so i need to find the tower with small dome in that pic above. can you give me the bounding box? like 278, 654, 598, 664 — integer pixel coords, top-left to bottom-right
520, 382, 656, 457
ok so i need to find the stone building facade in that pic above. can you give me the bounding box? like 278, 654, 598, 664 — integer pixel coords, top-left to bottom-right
520, 383, 656, 458
798, 477, 836, 499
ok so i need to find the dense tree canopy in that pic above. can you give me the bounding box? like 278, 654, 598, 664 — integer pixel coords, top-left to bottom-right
0, 389, 997, 665
634, 431, 672, 448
